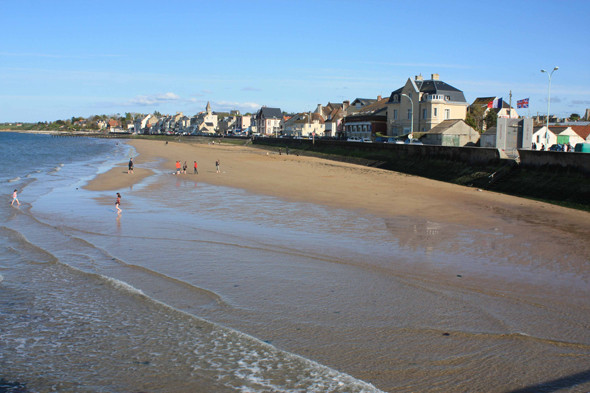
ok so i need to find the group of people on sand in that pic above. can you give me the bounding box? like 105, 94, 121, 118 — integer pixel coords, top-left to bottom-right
175, 160, 191, 174
174, 159, 220, 174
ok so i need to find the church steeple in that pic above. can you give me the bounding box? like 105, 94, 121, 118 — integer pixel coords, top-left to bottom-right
206, 101, 211, 114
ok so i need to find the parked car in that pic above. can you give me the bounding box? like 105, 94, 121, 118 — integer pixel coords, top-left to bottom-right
347, 136, 362, 142
361, 138, 373, 143
404, 138, 423, 145
574, 143, 590, 153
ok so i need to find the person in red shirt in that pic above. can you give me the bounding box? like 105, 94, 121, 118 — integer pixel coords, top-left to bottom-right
175, 160, 181, 175
193, 161, 198, 174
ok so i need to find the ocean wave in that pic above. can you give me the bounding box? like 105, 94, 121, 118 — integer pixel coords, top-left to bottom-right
49, 164, 64, 173
0, 226, 59, 264
102, 275, 147, 297
7, 176, 21, 182
60, 264, 383, 392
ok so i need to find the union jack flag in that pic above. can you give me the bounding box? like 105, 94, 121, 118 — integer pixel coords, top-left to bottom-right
517, 98, 529, 108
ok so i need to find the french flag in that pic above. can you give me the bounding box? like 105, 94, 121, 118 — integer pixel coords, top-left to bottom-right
487, 98, 503, 109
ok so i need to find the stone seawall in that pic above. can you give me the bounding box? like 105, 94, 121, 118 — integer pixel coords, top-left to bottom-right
253, 138, 502, 165
519, 149, 590, 175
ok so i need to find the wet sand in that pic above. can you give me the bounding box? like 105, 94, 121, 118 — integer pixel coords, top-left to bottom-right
83, 138, 590, 391
89, 139, 586, 224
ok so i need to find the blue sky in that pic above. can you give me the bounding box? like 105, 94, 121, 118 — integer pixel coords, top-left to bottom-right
1, 0, 589, 122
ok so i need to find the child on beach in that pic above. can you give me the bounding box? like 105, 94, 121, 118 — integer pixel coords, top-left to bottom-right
175, 160, 181, 175
115, 192, 122, 214
216, 159, 220, 173
194, 161, 198, 174
128, 158, 134, 174
10, 189, 20, 206
183, 161, 188, 174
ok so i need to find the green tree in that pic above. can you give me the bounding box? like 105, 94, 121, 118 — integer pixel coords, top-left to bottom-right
466, 104, 485, 132
570, 113, 580, 121
484, 109, 498, 129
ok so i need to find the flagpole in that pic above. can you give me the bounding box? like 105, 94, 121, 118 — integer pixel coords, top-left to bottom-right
541, 67, 559, 149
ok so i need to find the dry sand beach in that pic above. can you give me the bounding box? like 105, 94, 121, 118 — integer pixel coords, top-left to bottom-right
80, 138, 590, 392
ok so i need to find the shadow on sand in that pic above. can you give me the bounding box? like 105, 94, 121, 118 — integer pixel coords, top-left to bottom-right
505, 369, 590, 393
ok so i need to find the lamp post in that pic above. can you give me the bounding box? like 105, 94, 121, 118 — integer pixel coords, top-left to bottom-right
401, 93, 414, 139
541, 66, 558, 149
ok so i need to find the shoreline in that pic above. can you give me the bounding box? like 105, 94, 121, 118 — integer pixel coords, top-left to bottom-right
86, 138, 590, 234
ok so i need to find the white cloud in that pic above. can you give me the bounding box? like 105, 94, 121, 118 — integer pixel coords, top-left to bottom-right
128, 92, 180, 106
214, 100, 261, 111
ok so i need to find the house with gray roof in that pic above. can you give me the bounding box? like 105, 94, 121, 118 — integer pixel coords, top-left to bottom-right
255, 107, 283, 135
471, 96, 519, 123
343, 97, 389, 140
386, 74, 469, 137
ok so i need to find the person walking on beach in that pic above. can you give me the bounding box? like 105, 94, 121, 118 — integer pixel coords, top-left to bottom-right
115, 192, 122, 214
215, 159, 220, 173
10, 189, 20, 206
193, 161, 198, 174
128, 157, 134, 174
175, 160, 181, 175
183, 161, 188, 174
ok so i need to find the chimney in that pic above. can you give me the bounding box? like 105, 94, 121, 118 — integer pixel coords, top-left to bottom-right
377, 95, 382, 101
431, 73, 440, 80
343, 100, 350, 111
316, 104, 323, 115
415, 74, 424, 81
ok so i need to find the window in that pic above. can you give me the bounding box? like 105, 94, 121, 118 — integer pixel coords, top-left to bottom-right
422, 109, 427, 119
407, 109, 412, 120
445, 109, 450, 119
393, 109, 398, 120
434, 108, 438, 117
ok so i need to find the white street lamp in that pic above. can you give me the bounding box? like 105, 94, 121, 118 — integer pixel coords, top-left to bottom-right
401, 93, 414, 139
541, 66, 558, 149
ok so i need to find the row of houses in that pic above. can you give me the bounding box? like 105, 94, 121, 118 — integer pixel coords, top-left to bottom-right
129, 102, 221, 135
120, 73, 590, 152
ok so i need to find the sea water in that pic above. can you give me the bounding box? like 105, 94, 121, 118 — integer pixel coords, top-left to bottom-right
0, 132, 383, 392
1, 132, 590, 393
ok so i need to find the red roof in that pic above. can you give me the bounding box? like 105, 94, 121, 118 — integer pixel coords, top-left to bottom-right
570, 125, 590, 139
